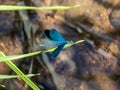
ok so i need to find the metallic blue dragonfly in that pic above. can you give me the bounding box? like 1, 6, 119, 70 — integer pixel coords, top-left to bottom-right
40, 29, 72, 57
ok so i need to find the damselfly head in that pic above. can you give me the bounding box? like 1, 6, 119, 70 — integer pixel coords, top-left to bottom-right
66, 40, 73, 44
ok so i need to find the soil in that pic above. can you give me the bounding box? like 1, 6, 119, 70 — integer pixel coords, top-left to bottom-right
0, 0, 120, 90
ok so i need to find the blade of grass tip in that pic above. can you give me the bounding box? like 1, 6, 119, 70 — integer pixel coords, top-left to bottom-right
0, 74, 40, 79
0, 52, 40, 90
41, 40, 85, 53
0, 40, 84, 62
0, 51, 41, 62
0, 5, 79, 11
73, 4, 80, 8
64, 40, 85, 48
0, 84, 5, 88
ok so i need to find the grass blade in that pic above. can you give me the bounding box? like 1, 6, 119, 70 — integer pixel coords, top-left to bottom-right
0, 52, 40, 90
0, 40, 84, 62
0, 74, 40, 79
0, 5, 79, 11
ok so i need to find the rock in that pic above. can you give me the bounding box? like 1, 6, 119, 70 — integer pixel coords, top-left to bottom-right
109, 9, 120, 30
45, 42, 119, 90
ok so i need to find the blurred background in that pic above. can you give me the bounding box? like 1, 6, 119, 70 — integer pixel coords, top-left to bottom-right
0, 0, 120, 90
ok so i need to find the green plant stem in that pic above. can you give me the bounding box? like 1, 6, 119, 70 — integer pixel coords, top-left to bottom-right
0, 40, 84, 62
0, 5, 79, 11
0, 52, 40, 90
0, 74, 39, 79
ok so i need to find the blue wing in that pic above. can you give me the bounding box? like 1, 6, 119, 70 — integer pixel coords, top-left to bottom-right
44, 29, 66, 44
51, 43, 66, 57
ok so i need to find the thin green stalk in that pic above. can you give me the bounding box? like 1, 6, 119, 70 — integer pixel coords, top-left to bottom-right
0, 5, 79, 11
0, 74, 39, 79
0, 52, 40, 90
0, 40, 84, 62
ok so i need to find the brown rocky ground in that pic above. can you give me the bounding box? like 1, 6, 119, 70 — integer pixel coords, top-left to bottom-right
0, 0, 120, 90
